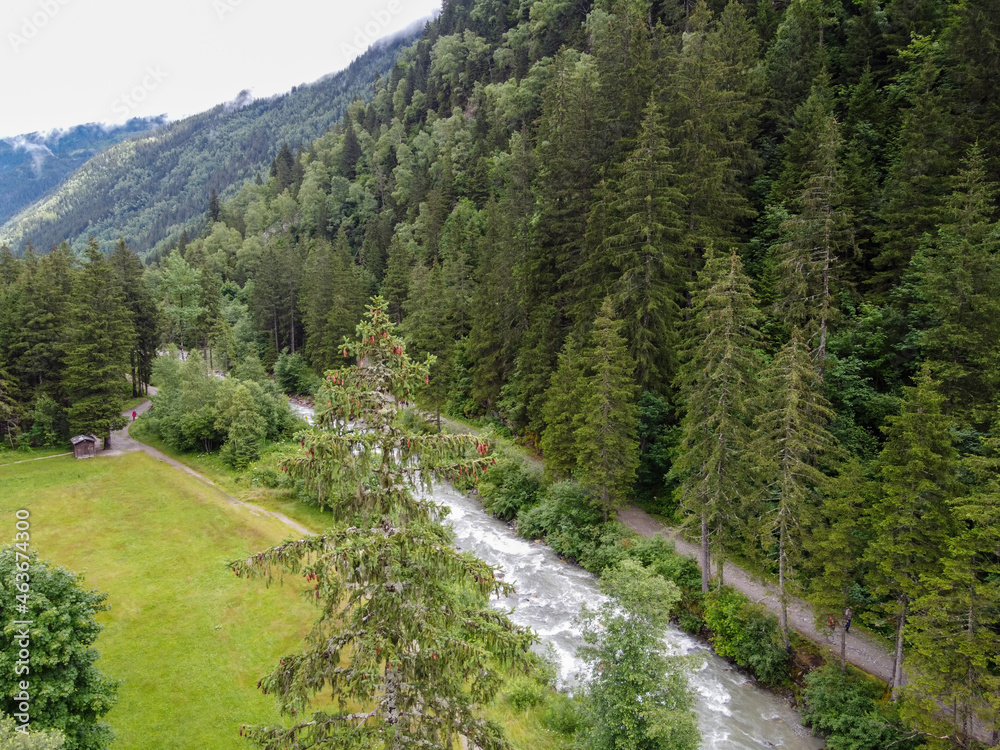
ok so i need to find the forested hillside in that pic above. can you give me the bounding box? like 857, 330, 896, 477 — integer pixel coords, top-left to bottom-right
0, 118, 165, 225
3, 0, 1000, 744
0, 30, 421, 258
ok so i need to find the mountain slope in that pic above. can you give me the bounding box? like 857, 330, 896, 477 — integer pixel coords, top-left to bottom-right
0, 29, 421, 257
0, 118, 165, 226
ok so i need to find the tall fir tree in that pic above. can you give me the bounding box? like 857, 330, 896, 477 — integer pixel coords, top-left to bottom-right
668, 0, 763, 258
109, 238, 158, 397
539, 333, 586, 480
908, 144, 1000, 426
866, 365, 961, 697
905, 483, 1000, 743
581, 95, 686, 392
467, 133, 533, 412
404, 261, 451, 428
63, 240, 135, 447
773, 107, 853, 363
7, 244, 74, 400
873, 36, 957, 291
673, 249, 762, 592
805, 459, 874, 670
575, 299, 640, 521
751, 329, 839, 643
234, 298, 533, 750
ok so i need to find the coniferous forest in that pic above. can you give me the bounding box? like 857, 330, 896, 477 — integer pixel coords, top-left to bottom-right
3, 0, 1000, 746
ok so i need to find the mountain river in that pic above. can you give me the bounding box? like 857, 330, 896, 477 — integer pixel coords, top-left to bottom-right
288, 401, 825, 749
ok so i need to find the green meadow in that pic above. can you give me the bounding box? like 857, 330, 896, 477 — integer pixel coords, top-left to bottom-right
0, 452, 319, 749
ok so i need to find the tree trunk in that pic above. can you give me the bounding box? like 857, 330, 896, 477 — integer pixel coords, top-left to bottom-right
779, 533, 789, 648
104, 433, 111, 450
890, 596, 908, 699
840, 623, 847, 671
701, 513, 710, 594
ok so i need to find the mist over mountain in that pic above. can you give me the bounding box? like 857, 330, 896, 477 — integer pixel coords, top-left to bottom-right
0, 30, 421, 257
0, 118, 166, 227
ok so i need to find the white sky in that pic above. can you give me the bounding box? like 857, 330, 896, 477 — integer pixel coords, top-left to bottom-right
0, 0, 442, 139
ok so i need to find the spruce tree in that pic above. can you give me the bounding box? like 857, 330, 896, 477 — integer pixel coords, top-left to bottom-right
539, 333, 586, 480
805, 460, 873, 670
218, 383, 267, 469
381, 233, 412, 326
866, 365, 961, 698
588, 96, 686, 392
589, 0, 653, 165
668, 0, 763, 257
575, 299, 640, 522
752, 329, 839, 643
773, 109, 853, 363
763, 0, 840, 133
905, 482, 1000, 743
109, 238, 158, 396
467, 133, 533, 413
64, 240, 134, 448
7, 244, 74, 399
873, 36, 956, 291
234, 298, 533, 750
909, 144, 1000, 425
673, 249, 762, 592
403, 261, 451, 428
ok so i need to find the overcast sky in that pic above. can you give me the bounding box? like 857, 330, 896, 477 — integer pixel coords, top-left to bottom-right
0, 0, 442, 139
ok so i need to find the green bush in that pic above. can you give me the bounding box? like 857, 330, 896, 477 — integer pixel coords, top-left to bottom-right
703, 587, 790, 686
516, 482, 604, 562
626, 536, 703, 593
0, 549, 118, 750
540, 692, 585, 735
0, 714, 65, 748
503, 677, 545, 711
147, 353, 295, 456
24, 395, 68, 447
478, 458, 542, 521
577, 522, 634, 574
801, 666, 924, 750
274, 351, 320, 395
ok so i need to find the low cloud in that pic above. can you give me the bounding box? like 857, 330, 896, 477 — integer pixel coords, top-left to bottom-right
5, 136, 55, 176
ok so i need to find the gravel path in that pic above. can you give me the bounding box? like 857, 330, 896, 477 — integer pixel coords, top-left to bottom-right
100, 391, 313, 537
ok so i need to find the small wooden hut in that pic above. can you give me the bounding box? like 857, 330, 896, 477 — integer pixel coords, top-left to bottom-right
71, 434, 99, 459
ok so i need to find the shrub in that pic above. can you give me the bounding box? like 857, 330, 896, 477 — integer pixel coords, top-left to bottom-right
801, 666, 924, 750
0, 549, 118, 750
626, 536, 703, 593
503, 677, 545, 711
24, 395, 68, 447
516, 482, 603, 562
703, 587, 790, 686
577, 522, 634, 574
478, 458, 542, 521
274, 351, 320, 395
0, 714, 65, 748
540, 692, 585, 735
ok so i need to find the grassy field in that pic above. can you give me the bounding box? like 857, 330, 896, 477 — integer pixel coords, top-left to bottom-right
0, 452, 320, 749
